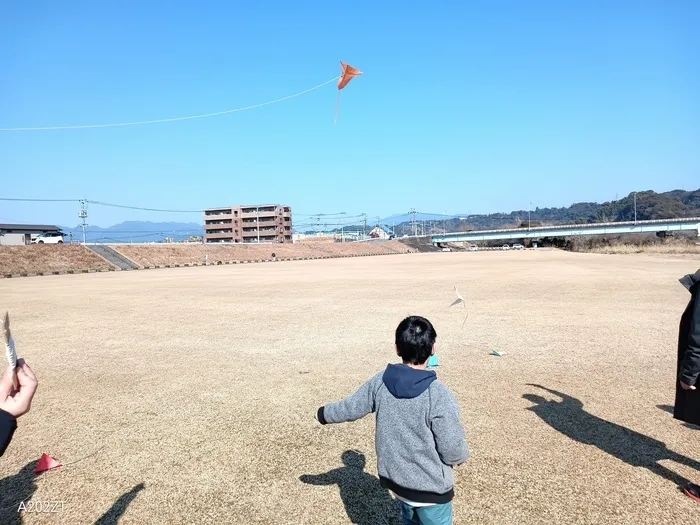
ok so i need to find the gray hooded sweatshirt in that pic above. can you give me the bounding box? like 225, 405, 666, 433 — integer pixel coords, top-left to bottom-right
318, 364, 469, 503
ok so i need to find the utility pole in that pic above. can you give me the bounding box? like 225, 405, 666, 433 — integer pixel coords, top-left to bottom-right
633, 192, 637, 224
528, 202, 531, 231
409, 208, 417, 237
256, 206, 260, 243
78, 200, 88, 244
362, 213, 367, 238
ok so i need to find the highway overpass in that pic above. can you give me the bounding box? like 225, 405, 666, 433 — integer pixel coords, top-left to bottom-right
431, 217, 700, 244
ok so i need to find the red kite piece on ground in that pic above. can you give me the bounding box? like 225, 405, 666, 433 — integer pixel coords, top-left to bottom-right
35, 453, 62, 473
335, 62, 362, 122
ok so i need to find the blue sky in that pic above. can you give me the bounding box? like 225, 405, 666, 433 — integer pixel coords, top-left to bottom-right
1, 1, 698, 227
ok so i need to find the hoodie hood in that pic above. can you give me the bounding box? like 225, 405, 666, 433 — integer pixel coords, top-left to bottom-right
680, 269, 700, 292
382, 363, 436, 399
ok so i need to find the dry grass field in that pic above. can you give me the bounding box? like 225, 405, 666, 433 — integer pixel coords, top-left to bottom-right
0, 250, 698, 524
586, 243, 700, 255
116, 240, 412, 268
0, 245, 112, 275
0, 241, 413, 276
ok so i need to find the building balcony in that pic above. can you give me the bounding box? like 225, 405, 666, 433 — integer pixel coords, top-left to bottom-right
242, 229, 278, 237
204, 213, 233, 221
241, 213, 280, 220
205, 231, 236, 239
241, 219, 278, 225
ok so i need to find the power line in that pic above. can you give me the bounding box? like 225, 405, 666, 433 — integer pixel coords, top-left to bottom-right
1, 197, 203, 213
0, 197, 80, 203
86, 200, 202, 213
83, 228, 201, 232
1, 198, 377, 219
0, 76, 341, 132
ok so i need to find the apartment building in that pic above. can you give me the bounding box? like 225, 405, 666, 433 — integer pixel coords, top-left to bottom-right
204, 204, 293, 243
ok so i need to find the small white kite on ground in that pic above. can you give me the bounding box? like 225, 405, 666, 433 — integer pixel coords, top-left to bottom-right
448, 287, 468, 327
2, 312, 18, 390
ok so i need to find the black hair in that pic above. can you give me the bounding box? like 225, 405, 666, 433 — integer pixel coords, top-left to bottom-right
395, 316, 437, 365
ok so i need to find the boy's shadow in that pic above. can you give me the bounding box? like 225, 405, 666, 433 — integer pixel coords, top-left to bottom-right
0, 460, 39, 525
300, 450, 401, 525
525, 384, 700, 487
95, 482, 146, 525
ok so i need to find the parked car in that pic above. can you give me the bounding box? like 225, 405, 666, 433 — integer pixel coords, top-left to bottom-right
32, 232, 65, 244
512, 244, 525, 250
501, 244, 510, 250
468, 244, 479, 251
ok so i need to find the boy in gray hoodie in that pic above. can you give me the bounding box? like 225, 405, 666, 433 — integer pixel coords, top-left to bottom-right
316, 316, 469, 525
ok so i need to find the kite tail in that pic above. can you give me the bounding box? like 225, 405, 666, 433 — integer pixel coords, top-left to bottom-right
334, 92, 340, 123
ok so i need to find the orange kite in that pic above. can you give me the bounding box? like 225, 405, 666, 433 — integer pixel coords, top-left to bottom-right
335, 62, 362, 122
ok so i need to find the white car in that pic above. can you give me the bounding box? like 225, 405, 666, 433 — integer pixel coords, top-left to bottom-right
512, 244, 525, 250
32, 232, 65, 244
501, 244, 510, 250
468, 244, 479, 251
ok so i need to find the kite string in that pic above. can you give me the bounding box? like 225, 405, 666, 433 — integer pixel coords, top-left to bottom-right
0, 76, 341, 132
334, 91, 341, 124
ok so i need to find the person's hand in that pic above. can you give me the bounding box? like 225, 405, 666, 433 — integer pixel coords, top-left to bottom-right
680, 380, 696, 391
0, 359, 38, 417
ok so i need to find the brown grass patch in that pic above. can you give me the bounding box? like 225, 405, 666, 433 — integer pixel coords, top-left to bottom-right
587, 243, 700, 255
0, 245, 112, 275
1, 251, 698, 523
115, 240, 412, 267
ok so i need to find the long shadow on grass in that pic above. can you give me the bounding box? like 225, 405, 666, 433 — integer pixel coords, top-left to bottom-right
300, 450, 401, 525
525, 385, 700, 487
0, 460, 39, 525
95, 482, 145, 525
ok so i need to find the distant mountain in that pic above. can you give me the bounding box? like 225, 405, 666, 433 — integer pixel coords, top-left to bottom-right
387, 189, 700, 236
380, 212, 469, 224
60, 221, 203, 243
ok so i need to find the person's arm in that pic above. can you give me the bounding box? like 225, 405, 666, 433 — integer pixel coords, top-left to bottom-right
0, 359, 38, 457
430, 386, 469, 466
680, 290, 700, 388
299, 468, 340, 486
317, 373, 381, 425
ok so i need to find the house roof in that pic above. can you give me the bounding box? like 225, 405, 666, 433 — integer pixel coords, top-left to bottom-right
373, 224, 393, 235
0, 224, 60, 233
